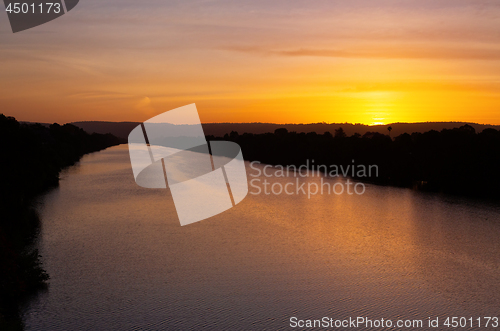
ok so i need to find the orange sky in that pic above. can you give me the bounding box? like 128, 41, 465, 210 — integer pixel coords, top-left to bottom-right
1, 0, 500, 125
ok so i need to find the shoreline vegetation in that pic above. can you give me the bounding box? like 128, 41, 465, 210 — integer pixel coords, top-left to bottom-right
0, 114, 124, 330
208, 124, 500, 198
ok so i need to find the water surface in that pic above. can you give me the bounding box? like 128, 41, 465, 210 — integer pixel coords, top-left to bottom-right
24, 145, 500, 330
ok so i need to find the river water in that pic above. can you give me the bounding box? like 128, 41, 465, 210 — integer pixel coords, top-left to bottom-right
24, 145, 500, 330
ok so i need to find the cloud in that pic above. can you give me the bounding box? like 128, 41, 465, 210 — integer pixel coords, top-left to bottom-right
69, 91, 134, 100
221, 45, 500, 61
275, 47, 500, 60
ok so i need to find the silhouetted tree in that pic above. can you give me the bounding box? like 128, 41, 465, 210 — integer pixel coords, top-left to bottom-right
229, 131, 239, 139
334, 127, 346, 138
274, 128, 288, 136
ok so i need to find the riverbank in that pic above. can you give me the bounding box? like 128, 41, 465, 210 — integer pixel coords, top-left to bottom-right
208, 124, 500, 198
0, 114, 124, 330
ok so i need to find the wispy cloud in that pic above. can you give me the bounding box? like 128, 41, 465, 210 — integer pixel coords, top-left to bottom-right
223, 46, 500, 60
68, 91, 135, 100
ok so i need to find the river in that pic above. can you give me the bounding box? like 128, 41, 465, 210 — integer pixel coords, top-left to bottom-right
23, 145, 500, 330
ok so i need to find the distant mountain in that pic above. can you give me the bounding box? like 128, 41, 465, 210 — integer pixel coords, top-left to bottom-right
70, 121, 500, 140
20, 121, 51, 127
72, 121, 140, 140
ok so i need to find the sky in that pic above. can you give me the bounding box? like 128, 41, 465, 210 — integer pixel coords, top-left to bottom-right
1, 0, 500, 125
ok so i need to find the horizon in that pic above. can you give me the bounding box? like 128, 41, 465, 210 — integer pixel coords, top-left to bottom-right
15, 117, 500, 128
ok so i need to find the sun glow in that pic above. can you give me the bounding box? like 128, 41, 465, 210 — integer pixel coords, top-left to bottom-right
2, 1, 500, 125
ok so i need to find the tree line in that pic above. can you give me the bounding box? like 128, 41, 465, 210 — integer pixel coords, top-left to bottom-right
0, 114, 124, 330
209, 124, 500, 198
